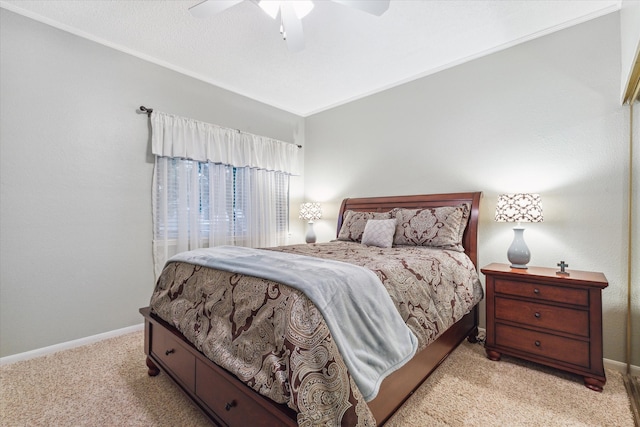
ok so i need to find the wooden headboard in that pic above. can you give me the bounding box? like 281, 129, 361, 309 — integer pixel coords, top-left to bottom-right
337, 192, 482, 268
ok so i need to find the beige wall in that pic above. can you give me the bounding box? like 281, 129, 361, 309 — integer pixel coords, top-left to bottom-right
304, 13, 633, 365
0, 9, 304, 357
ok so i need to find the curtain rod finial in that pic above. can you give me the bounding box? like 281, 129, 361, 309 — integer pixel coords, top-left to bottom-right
139, 106, 153, 117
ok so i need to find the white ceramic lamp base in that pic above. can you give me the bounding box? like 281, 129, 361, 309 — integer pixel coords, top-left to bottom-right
507, 227, 531, 269
305, 222, 316, 244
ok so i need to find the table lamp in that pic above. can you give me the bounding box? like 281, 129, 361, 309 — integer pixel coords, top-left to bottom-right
299, 202, 322, 243
495, 193, 543, 269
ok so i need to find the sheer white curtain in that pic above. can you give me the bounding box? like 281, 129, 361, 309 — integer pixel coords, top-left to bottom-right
151, 112, 299, 277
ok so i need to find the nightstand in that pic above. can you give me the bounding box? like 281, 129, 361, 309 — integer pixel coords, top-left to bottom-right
481, 263, 608, 391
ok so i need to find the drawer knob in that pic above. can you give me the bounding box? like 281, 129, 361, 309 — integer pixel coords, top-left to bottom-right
535, 340, 541, 347
534, 312, 541, 318
225, 401, 237, 411
165, 349, 175, 356
533, 288, 540, 294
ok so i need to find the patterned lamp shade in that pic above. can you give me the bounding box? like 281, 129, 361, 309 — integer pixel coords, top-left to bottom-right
299, 202, 322, 222
495, 193, 543, 223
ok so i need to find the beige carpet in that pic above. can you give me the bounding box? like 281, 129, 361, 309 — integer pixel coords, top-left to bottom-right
0, 331, 634, 426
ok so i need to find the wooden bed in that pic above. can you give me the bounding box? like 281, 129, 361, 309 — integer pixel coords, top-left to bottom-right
140, 191, 482, 426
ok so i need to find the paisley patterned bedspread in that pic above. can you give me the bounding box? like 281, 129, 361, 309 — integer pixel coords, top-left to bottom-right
150, 241, 483, 426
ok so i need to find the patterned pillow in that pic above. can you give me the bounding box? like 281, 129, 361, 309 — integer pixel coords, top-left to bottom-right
456, 203, 471, 246
392, 204, 469, 251
361, 219, 397, 248
337, 210, 392, 242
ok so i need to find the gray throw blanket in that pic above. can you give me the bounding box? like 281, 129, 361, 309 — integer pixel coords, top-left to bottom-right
168, 246, 418, 401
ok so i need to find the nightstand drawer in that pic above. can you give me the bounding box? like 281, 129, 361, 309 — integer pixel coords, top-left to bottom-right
495, 297, 589, 337
495, 323, 589, 368
494, 279, 588, 306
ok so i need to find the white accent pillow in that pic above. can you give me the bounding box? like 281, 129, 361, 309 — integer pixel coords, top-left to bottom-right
361, 219, 397, 248
337, 210, 392, 242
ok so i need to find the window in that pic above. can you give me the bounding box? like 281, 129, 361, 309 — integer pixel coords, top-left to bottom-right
152, 157, 290, 277
154, 157, 289, 243
149, 111, 299, 277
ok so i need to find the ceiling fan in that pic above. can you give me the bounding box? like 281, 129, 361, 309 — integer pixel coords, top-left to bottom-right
189, 0, 390, 52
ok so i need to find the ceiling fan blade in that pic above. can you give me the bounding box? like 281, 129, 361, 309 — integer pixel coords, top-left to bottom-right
189, 0, 244, 19
280, 2, 305, 52
332, 0, 390, 16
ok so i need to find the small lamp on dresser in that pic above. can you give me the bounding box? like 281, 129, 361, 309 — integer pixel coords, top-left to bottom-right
495, 193, 543, 269
299, 202, 322, 244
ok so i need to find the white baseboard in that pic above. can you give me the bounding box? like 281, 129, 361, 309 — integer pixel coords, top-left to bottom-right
0, 323, 144, 366
604, 357, 640, 377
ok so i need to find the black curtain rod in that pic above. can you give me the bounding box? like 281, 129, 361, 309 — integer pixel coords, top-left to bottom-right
138, 105, 301, 148
139, 105, 153, 117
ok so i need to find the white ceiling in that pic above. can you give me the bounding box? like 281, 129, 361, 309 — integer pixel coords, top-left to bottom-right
0, 0, 621, 116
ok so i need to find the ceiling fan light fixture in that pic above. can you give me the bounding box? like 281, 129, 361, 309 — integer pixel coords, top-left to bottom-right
258, 0, 281, 19
259, 0, 314, 20
192, 0, 388, 52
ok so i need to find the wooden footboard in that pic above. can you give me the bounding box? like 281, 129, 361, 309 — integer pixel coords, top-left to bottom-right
140, 305, 478, 426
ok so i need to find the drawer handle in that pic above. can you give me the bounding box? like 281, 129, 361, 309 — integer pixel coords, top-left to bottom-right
165, 349, 175, 356
533, 288, 540, 294
534, 312, 541, 318
225, 400, 237, 411
535, 340, 541, 347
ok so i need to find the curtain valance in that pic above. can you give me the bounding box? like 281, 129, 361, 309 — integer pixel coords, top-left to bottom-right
151, 111, 300, 175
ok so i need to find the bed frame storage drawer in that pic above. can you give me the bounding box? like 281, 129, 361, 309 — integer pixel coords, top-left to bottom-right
150, 324, 196, 392
195, 359, 287, 427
